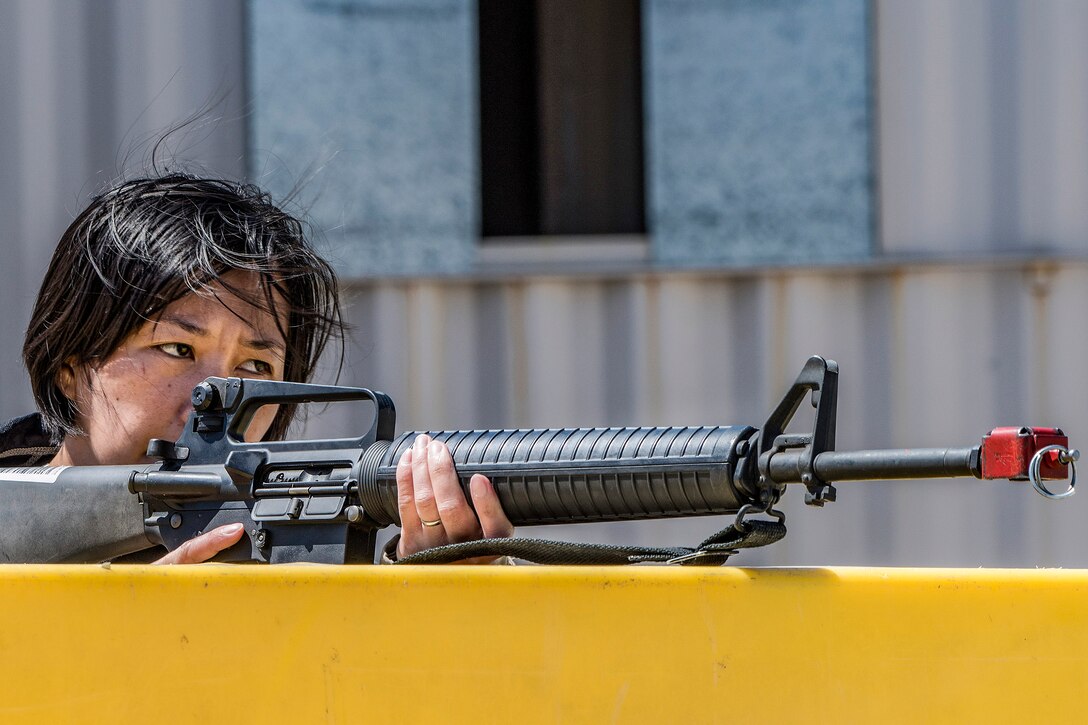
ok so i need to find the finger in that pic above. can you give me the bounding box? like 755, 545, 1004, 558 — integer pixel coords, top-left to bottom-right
395, 446, 426, 560
153, 523, 245, 565
469, 475, 515, 539
395, 446, 421, 530
453, 476, 513, 565
428, 439, 482, 543
409, 434, 446, 546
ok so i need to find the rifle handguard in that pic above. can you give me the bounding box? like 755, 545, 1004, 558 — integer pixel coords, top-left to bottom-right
357, 425, 758, 527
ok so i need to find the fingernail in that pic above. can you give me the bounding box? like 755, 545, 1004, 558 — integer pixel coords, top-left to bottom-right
220, 523, 244, 537
470, 474, 491, 495
400, 447, 413, 465
429, 440, 445, 456
414, 434, 429, 450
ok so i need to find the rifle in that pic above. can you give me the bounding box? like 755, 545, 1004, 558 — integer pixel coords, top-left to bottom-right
0, 356, 1077, 564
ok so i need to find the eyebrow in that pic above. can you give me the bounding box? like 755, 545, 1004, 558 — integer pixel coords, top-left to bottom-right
155, 314, 285, 352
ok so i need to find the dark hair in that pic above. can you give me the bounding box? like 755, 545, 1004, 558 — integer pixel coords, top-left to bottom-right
23, 173, 342, 443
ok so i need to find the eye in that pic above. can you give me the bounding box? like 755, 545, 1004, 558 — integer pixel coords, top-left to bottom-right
238, 359, 274, 376
158, 342, 194, 359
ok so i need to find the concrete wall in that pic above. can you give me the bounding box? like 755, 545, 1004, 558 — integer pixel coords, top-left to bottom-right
249, 0, 479, 276
645, 0, 874, 264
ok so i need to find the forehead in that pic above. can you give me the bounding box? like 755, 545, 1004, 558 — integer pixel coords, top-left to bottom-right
155, 271, 287, 340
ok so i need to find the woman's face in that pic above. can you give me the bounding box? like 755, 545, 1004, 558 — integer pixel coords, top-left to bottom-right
56, 271, 287, 466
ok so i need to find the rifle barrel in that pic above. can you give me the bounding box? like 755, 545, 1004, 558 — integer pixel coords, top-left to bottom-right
768, 447, 980, 483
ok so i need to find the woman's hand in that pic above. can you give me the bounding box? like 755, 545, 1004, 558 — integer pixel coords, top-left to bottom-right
152, 523, 245, 565
395, 434, 514, 563
148, 433, 516, 565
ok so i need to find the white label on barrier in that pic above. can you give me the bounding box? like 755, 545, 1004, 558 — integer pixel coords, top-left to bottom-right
0, 466, 68, 483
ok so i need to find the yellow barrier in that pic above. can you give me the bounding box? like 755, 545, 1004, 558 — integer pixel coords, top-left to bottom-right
0, 565, 1084, 723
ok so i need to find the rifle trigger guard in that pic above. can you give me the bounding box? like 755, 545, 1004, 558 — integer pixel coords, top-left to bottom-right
1029, 445, 1079, 500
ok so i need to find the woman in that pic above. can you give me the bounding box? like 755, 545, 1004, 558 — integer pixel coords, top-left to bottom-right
2, 173, 512, 563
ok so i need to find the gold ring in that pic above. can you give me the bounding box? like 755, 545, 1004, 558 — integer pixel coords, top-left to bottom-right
420, 518, 443, 528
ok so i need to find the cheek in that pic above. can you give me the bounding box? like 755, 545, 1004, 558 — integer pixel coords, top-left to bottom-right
84, 358, 191, 433
81, 361, 148, 418
244, 404, 281, 443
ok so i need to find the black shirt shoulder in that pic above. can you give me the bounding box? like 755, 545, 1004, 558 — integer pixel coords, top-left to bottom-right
0, 413, 58, 466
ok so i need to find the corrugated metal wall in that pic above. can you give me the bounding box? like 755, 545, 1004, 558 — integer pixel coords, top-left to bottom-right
0, 0, 246, 418
877, 0, 1088, 253
324, 261, 1088, 567
1, 0, 1086, 566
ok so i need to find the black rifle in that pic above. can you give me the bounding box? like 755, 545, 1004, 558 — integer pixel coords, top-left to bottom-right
0, 357, 1076, 564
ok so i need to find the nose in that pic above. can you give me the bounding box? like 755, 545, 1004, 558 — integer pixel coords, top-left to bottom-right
174, 359, 237, 426
189, 356, 240, 387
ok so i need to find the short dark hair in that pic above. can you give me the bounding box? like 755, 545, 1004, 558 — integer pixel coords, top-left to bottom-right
23, 173, 342, 443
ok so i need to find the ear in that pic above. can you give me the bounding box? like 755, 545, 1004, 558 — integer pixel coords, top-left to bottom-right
57, 358, 80, 400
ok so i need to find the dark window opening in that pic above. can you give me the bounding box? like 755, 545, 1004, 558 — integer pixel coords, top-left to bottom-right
479, 0, 646, 238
